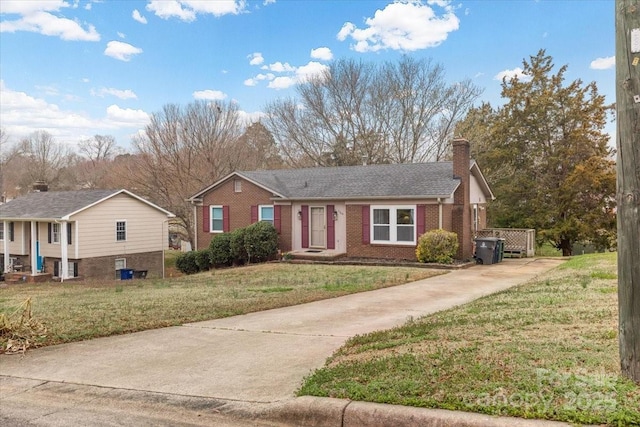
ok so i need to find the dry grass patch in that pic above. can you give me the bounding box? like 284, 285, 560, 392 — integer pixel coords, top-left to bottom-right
299, 253, 640, 426
0, 264, 442, 352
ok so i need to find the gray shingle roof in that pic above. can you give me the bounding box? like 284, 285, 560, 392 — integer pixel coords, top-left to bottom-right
238, 162, 460, 199
0, 189, 120, 220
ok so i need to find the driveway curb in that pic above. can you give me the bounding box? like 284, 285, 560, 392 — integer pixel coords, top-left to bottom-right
262, 396, 573, 427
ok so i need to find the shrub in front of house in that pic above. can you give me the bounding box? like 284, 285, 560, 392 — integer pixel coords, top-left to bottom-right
209, 233, 233, 267
194, 249, 212, 271
175, 251, 200, 274
244, 221, 278, 263
416, 229, 459, 264
230, 227, 248, 265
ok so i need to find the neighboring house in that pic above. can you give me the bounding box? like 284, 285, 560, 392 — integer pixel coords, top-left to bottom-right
0, 189, 175, 281
188, 139, 494, 261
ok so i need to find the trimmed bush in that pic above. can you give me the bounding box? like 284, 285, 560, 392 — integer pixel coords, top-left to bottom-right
230, 227, 248, 265
244, 221, 278, 263
175, 251, 199, 275
194, 249, 212, 271
416, 229, 459, 264
209, 233, 233, 267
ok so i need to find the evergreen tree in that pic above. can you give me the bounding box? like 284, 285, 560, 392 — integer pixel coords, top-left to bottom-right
457, 50, 616, 255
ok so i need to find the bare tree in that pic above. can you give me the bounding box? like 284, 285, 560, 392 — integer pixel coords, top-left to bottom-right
0, 128, 22, 200
76, 134, 121, 189
130, 101, 243, 246
264, 57, 482, 166
235, 121, 284, 170
18, 130, 72, 191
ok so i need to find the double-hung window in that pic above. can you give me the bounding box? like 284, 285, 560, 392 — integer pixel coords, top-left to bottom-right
210, 206, 224, 233
52, 223, 60, 244
116, 221, 127, 241
371, 206, 416, 244
259, 205, 274, 225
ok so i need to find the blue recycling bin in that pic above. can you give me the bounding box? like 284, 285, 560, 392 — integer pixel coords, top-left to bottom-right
120, 268, 134, 280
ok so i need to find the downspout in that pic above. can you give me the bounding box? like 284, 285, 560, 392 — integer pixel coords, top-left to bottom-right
60, 220, 68, 282
30, 221, 37, 276
2, 221, 9, 273
438, 198, 443, 229
193, 203, 198, 251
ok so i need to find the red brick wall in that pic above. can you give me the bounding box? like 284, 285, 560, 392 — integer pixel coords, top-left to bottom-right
452, 139, 473, 260
195, 177, 291, 252
46, 251, 164, 280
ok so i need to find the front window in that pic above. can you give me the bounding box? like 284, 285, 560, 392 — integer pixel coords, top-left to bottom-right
116, 221, 127, 241
371, 206, 416, 244
259, 205, 274, 225
52, 223, 60, 244
210, 206, 223, 232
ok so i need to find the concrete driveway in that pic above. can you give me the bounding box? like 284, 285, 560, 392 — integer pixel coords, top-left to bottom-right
0, 258, 565, 425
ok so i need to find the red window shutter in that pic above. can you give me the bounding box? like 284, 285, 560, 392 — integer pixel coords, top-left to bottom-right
326, 205, 335, 249
203, 206, 210, 232
362, 205, 370, 244
274, 205, 282, 234
301, 205, 309, 248
251, 205, 258, 223
223, 205, 230, 232
417, 204, 426, 236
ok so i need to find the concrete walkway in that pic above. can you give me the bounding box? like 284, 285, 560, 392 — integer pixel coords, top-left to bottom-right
0, 258, 566, 426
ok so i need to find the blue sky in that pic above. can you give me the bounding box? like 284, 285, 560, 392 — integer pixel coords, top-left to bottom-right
0, 0, 615, 151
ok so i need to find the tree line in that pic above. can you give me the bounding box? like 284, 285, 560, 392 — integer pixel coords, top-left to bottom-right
0, 52, 616, 254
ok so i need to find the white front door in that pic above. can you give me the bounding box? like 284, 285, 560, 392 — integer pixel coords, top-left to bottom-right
310, 207, 326, 248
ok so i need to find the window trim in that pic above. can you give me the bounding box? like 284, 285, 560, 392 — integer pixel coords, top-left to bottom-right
209, 205, 224, 233
370, 205, 416, 245
52, 222, 61, 244
116, 220, 127, 242
258, 205, 274, 224
234, 179, 242, 193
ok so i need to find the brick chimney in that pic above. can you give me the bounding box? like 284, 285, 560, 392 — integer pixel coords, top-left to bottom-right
452, 138, 472, 260
32, 181, 48, 192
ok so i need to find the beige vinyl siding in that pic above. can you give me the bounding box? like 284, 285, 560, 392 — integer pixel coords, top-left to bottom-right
469, 174, 488, 205
2, 221, 28, 256
72, 193, 169, 258
38, 221, 76, 257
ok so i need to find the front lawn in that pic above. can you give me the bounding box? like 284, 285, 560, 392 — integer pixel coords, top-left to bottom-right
0, 264, 442, 351
299, 252, 640, 426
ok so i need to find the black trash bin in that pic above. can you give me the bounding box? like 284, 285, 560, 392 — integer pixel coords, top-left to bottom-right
475, 237, 501, 265
120, 268, 134, 280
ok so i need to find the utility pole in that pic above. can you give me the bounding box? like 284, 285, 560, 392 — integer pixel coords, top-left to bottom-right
615, 0, 640, 384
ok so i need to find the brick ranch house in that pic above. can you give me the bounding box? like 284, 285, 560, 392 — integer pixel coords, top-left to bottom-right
188, 139, 494, 261
0, 189, 175, 281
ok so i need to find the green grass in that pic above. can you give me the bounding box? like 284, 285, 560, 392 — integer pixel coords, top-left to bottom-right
535, 242, 563, 257
0, 264, 443, 350
299, 252, 639, 426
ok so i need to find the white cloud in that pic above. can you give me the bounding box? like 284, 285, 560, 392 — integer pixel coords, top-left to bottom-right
337, 0, 459, 52
296, 61, 328, 82
238, 109, 266, 124
310, 47, 333, 61
262, 0, 276, 5
268, 76, 297, 90
192, 89, 227, 100
104, 41, 143, 61
0, 1, 101, 41
262, 61, 295, 72
0, 80, 149, 146
244, 73, 275, 86
117, 31, 126, 39
146, 0, 246, 22
91, 87, 138, 100
590, 56, 615, 70
248, 52, 264, 65
132, 9, 148, 24
105, 105, 149, 125
494, 67, 531, 81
